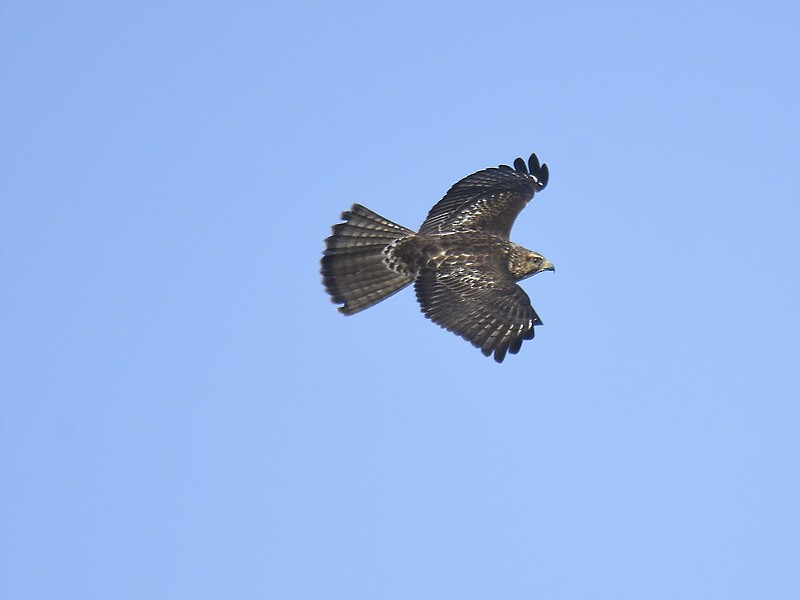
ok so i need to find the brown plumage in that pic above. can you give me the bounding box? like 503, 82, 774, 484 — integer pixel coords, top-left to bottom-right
321, 153, 554, 363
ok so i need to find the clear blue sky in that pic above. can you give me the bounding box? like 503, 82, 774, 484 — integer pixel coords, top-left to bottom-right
2, 2, 799, 598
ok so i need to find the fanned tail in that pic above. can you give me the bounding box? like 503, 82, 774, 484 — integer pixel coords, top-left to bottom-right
321, 204, 415, 315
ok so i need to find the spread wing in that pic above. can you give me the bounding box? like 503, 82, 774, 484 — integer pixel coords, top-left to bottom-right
418, 153, 549, 239
414, 252, 542, 363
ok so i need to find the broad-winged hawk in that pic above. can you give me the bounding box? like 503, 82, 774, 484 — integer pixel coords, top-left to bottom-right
321, 153, 554, 363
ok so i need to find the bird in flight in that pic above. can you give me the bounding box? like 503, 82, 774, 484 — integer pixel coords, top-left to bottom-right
321, 153, 554, 363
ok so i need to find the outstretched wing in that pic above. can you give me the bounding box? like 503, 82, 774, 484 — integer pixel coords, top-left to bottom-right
418, 153, 549, 239
414, 252, 542, 363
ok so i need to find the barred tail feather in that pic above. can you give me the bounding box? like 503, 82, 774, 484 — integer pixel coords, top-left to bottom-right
321, 204, 415, 315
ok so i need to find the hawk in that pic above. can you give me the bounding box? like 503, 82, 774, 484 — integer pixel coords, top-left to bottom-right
321, 153, 554, 363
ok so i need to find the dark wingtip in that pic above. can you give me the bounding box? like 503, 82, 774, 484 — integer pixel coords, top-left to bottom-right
528, 153, 541, 174
505, 153, 548, 190
504, 154, 548, 189
523, 153, 548, 189
539, 163, 549, 189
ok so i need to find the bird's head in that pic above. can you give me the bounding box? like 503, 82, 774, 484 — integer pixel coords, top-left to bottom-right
510, 248, 555, 281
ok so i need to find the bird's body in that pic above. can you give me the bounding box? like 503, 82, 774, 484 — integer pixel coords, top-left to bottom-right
321, 153, 554, 362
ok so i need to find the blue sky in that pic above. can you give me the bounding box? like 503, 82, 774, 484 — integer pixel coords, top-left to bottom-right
2, 1, 799, 598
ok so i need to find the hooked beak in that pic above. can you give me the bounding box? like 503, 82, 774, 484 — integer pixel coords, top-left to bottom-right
542, 260, 555, 273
